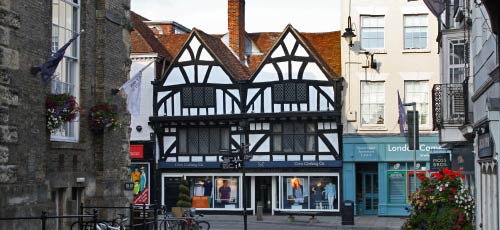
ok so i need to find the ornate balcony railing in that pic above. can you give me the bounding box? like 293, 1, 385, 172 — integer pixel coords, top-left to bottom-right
432, 83, 468, 130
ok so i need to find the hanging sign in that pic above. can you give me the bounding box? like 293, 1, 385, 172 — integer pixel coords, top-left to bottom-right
430, 153, 450, 171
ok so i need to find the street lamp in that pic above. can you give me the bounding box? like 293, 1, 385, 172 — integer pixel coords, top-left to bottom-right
238, 120, 250, 230
342, 16, 356, 47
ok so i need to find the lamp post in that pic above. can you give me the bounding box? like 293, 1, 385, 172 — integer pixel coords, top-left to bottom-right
403, 102, 417, 192
238, 120, 249, 230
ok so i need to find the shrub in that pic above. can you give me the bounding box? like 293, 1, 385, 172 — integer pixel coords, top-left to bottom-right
176, 178, 191, 207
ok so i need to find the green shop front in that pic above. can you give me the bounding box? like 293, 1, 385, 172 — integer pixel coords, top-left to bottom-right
342, 135, 449, 216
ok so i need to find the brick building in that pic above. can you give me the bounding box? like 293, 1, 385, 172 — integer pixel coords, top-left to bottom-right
0, 0, 132, 229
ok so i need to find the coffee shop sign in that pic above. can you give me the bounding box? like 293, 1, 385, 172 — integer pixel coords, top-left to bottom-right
387, 144, 445, 152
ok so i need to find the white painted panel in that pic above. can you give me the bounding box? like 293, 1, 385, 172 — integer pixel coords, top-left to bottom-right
309, 87, 317, 111
199, 108, 206, 116
330, 122, 337, 130
318, 122, 324, 130
264, 88, 272, 113
318, 155, 335, 161
208, 66, 233, 84
291, 61, 302, 80
184, 65, 195, 83
234, 105, 240, 114
227, 89, 240, 101
271, 44, 285, 58
319, 95, 328, 111
171, 128, 176, 132
191, 156, 203, 162
300, 104, 307, 111
159, 103, 166, 116
283, 33, 296, 51
178, 156, 190, 162
165, 99, 171, 116
302, 63, 328, 81
158, 91, 169, 103
198, 65, 209, 83
247, 88, 260, 106
199, 48, 213, 61
178, 49, 192, 62
164, 67, 186, 86
254, 64, 279, 83
190, 108, 197, 115
278, 61, 289, 80
262, 123, 270, 130
163, 136, 176, 153
303, 155, 315, 161
251, 155, 270, 161
273, 155, 285, 161
283, 104, 290, 112
225, 94, 233, 114
231, 135, 241, 143
292, 104, 298, 111
288, 155, 301, 161
174, 93, 181, 116
252, 95, 261, 113
249, 134, 264, 148
208, 108, 215, 115
182, 108, 188, 116
205, 156, 217, 162
274, 104, 281, 112
190, 36, 201, 53
166, 157, 177, 162
216, 90, 224, 114
256, 137, 270, 152
324, 133, 339, 154
295, 44, 308, 56
318, 137, 328, 152
319, 86, 335, 102
171, 147, 176, 154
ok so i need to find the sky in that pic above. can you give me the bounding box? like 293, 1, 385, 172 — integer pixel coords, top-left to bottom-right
131, 0, 341, 34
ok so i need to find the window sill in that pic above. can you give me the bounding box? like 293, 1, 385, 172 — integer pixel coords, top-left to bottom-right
402, 49, 431, 53
358, 126, 388, 131
359, 49, 387, 54
50, 141, 86, 150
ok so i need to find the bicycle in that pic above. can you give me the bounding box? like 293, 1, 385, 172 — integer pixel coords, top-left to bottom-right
181, 208, 210, 230
71, 213, 128, 230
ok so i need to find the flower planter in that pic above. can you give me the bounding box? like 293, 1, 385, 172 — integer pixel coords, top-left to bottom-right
46, 93, 79, 133
88, 102, 117, 134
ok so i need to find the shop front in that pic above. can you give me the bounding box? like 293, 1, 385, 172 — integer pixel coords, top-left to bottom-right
129, 141, 156, 205
161, 165, 341, 215
342, 135, 448, 216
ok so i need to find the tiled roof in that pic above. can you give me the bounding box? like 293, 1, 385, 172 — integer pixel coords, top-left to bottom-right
130, 11, 171, 61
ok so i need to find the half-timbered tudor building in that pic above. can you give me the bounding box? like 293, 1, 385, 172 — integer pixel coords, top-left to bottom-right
148, 0, 343, 215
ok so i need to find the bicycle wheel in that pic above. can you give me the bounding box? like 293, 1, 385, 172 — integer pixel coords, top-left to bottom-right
195, 221, 210, 230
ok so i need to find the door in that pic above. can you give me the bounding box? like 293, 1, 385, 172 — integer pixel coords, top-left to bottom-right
255, 177, 272, 213
361, 172, 378, 215
164, 177, 181, 212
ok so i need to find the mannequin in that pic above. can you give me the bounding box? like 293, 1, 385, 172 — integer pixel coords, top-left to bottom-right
324, 181, 337, 209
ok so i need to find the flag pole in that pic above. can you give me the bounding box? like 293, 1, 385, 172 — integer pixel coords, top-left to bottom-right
111, 60, 155, 95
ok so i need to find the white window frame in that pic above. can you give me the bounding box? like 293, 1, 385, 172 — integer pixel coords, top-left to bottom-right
447, 38, 466, 84
360, 81, 385, 126
403, 14, 428, 50
360, 15, 385, 50
51, 0, 80, 142
404, 80, 430, 126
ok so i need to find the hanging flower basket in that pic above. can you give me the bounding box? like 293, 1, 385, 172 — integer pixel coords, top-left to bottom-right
88, 102, 118, 134
46, 93, 79, 133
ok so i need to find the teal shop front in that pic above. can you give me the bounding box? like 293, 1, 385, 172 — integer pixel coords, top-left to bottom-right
342, 135, 449, 216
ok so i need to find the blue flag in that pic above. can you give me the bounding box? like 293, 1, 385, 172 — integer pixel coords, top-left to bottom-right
398, 90, 407, 135
40, 31, 81, 82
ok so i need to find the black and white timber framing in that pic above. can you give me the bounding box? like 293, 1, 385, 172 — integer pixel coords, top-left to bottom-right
150, 26, 343, 169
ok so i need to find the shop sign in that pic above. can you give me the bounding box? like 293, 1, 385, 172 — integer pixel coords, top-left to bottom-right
354, 145, 378, 160
246, 160, 342, 168
478, 133, 493, 158
387, 144, 445, 152
160, 162, 221, 168
130, 163, 149, 204
192, 196, 209, 208
130, 145, 144, 159
430, 153, 450, 171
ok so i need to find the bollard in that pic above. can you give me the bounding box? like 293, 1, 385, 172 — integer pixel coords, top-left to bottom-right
41, 212, 47, 230
256, 202, 263, 221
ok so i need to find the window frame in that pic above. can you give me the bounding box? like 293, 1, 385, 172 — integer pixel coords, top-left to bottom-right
50, 0, 80, 142
404, 80, 430, 126
360, 15, 385, 50
360, 81, 385, 126
273, 82, 308, 103
181, 86, 216, 108
177, 127, 230, 155
271, 122, 316, 153
403, 14, 428, 50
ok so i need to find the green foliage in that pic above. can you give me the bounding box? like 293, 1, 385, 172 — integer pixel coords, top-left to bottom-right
176, 178, 191, 207
402, 168, 474, 230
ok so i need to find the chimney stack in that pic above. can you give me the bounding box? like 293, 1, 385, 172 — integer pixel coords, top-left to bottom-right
228, 0, 246, 62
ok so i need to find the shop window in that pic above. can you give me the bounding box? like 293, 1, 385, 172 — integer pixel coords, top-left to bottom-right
272, 122, 315, 153
407, 171, 426, 197
282, 177, 309, 209
187, 176, 213, 209
178, 127, 230, 154
388, 171, 406, 204
310, 177, 338, 210
214, 177, 239, 209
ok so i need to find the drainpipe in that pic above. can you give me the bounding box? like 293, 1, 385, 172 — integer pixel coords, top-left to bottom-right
487, 99, 500, 229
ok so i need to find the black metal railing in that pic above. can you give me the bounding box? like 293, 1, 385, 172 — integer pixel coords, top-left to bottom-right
432, 83, 467, 130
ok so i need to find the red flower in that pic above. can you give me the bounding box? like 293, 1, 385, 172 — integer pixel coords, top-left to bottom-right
451, 189, 457, 195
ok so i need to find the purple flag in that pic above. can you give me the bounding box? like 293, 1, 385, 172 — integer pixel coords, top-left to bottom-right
39, 31, 82, 82
398, 90, 407, 135
423, 0, 445, 18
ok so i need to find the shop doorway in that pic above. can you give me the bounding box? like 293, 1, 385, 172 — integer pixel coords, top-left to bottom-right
164, 177, 181, 212
255, 176, 272, 213
356, 163, 378, 215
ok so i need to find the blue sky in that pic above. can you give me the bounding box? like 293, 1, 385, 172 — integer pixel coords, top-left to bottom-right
131, 0, 341, 34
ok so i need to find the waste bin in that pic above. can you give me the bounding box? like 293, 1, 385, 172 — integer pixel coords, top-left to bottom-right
256, 201, 263, 221
341, 200, 354, 225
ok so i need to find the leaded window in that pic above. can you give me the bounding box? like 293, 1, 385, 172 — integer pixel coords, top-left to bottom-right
272, 122, 315, 153
181, 86, 215, 108
273, 83, 307, 103
178, 127, 230, 154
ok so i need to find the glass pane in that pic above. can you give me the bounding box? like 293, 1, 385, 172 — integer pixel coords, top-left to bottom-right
199, 128, 209, 154
273, 123, 282, 132
365, 198, 372, 210
294, 135, 305, 152
388, 171, 406, 203
188, 128, 199, 153
283, 177, 309, 209
283, 134, 294, 152
178, 129, 187, 153
209, 128, 220, 153
373, 175, 379, 193
306, 135, 315, 152
273, 135, 282, 152
365, 174, 372, 194
220, 128, 230, 151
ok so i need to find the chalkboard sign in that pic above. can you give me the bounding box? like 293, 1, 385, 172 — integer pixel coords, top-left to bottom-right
388, 171, 406, 204
430, 153, 450, 171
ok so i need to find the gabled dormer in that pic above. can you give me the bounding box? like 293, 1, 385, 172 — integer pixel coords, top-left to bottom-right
153, 29, 249, 118
246, 25, 342, 114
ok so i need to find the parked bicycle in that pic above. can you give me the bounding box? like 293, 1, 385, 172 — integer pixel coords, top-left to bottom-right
159, 208, 209, 230
71, 212, 128, 230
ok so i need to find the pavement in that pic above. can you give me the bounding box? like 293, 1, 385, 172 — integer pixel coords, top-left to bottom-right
201, 214, 407, 230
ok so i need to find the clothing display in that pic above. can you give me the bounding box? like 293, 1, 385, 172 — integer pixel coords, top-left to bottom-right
325, 183, 337, 209
219, 184, 231, 204
203, 180, 213, 196
194, 183, 204, 196
293, 185, 304, 204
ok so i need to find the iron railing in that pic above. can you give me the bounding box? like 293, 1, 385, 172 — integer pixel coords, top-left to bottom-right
432, 83, 468, 130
